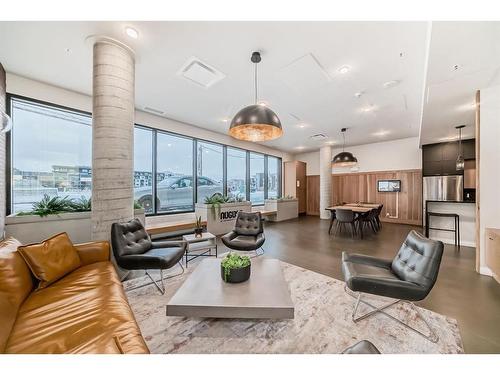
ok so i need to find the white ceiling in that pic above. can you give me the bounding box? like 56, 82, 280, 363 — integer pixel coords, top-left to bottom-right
0, 21, 498, 153
420, 21, 500, 145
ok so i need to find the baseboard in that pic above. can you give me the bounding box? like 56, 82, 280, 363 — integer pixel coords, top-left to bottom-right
480, 266, 493, 277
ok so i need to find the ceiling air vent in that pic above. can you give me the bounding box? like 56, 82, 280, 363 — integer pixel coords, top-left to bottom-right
177, 57, 226, 89
143, 106, 165, 115
309, 133, 328, 141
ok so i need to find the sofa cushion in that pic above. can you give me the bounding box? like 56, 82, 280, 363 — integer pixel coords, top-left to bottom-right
18, 232, 81, 289
4, 261, 149, 354
0, 238, 34, 353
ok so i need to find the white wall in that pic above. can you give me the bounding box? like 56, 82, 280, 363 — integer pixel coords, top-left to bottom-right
478, 84, 500, 274
295, 137, 422, 175
6, 73, 293, 161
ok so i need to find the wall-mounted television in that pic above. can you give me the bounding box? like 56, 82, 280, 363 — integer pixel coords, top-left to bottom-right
377, 179, 401, 192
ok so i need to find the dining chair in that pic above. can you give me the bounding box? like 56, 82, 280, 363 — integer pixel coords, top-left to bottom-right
358, 208, 378, 236
333, 209, 357, 238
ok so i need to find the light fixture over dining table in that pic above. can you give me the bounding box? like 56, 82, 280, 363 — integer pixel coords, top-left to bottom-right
332, 128, 358, 167
228, 51, 283, 142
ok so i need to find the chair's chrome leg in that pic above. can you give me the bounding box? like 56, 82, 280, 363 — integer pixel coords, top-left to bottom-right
125, 262, 185, 295
344, 284, 439, 343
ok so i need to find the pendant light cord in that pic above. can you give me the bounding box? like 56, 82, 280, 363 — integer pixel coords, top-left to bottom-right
254, 62, 258, 104
342, 131, 346, 152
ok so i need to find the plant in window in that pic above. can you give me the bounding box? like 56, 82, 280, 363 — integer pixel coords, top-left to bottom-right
21, 194, 74, 217
194, 216, 204, 238
69, 196, 92, 212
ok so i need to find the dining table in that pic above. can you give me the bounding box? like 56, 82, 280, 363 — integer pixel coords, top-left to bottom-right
325, 204, 378, 238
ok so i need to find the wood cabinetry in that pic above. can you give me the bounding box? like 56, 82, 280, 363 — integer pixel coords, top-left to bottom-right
422, 139, 475, 176
306, 175, 320, 215
284, 161, 307, 214
486, 228, 500, 283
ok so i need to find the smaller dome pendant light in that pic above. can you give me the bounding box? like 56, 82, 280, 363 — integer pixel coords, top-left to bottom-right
229, 51, 283, 142
332, 128, 358, 167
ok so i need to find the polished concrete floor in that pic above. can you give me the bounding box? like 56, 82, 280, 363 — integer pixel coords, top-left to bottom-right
227, 215, 500, 354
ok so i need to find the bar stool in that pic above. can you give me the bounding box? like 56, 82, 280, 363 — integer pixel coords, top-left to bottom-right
425, 211, 460, 248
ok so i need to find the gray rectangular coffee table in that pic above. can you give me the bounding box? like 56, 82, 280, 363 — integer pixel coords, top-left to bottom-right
166, 258, 294, 319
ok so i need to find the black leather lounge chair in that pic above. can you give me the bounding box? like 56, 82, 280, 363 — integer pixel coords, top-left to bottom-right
342, 230, 444, 342
221, 211, 265, 256
111, 218, 186, 294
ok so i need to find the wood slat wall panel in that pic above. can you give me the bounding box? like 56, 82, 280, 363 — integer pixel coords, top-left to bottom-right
306, 175, 320, 215
331, 169, 422, 226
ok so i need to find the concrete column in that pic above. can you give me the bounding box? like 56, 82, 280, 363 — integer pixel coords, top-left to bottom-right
91, 38, 135, 241
0, 64, 6, 237
319, 146, 332, 219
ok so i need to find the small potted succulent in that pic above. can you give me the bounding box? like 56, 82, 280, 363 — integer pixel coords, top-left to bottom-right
194, 216, 203, 238
220, 253, 251, 283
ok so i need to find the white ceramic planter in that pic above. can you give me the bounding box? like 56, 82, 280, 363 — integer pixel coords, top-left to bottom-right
195, 201, 251, 235
264, 198, 298, 222
5, 209, 145, 244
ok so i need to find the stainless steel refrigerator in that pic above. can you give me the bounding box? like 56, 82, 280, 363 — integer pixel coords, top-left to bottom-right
423, 175, 463, 222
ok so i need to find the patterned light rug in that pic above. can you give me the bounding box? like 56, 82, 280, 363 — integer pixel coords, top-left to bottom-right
124, 259, 463, 354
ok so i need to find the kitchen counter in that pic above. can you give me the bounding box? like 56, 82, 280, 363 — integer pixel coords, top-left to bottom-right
425, 200, 476, 247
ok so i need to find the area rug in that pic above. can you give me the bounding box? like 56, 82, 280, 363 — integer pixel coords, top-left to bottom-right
124, 259, 464, 354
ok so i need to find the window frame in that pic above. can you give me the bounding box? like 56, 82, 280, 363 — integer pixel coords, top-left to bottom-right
6, 94, 282, 217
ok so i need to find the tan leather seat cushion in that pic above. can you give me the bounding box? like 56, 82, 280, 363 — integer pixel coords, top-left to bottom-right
5, 261, 149, 354
0, 238, 34, 353
18, 232, 82, 290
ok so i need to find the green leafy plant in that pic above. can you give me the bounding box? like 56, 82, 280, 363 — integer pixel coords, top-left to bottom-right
133, 200, 143, 209
204, 193, 236, 218
28, 194, 75, 217
16, 195, 144, 217
221, 253, 251, 282
195, 216, 203, 230
70, 196, 92, 212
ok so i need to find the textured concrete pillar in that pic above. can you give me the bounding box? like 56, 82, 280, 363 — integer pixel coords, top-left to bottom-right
0, 64, 6, 238
319, 146, 332, 219
91, 38, 135, 241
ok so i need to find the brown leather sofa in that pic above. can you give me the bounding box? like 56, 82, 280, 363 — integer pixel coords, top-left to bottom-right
0, 237, 149, 354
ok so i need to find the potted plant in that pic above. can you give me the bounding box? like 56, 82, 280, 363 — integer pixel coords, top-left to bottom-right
220, 253, 251, 283
194, 216, 203, 238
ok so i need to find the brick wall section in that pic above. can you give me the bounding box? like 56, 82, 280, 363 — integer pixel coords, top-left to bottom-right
319, 146, 332, 220
0, 64, 6, 238
91, 40, 135, 241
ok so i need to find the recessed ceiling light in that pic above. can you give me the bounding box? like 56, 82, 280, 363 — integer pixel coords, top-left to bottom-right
65, 48, 71, 54
222, 118, 230, 123
337, 65, 351, 74
383, 80, 400, 89
373, 130, 390, 137
325, 140, 336, 145
453, 64, 460, 71
125, 27, 139, 39
297, 123, 309, 129
360, 105, 376, 113
295, 146, 305, 150
354, 91, 364, 98
257, 101, 268, 107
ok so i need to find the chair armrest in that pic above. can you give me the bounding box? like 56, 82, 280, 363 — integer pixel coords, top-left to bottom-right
74, 241, 110, 266
221, 231, 238, 242
151, 240, 186, 250
342, 252, 393, 269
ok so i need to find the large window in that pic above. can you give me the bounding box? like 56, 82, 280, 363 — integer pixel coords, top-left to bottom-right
250, 152, 265, 205
9, 97, 92, 214
8, 96, 282, 215
133, 127, 154, 213
227, 147, 247, 200
267, 156, 279, 199
196, 141, 223, 202
155, 132, 194, 213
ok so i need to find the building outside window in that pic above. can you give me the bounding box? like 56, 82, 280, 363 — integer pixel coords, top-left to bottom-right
226, 147, 247, 200
196, 141, 223, 202
153, 131, 194, 213
250, 152, 265, 205
267, 156, 279, 199
8, 96, 282, 216
133, 127, 154, 213
9, 97, 92, 214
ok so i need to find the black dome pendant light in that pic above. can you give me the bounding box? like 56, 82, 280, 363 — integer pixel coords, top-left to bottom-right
229, 51, 283, 142
332, 128, 358, 167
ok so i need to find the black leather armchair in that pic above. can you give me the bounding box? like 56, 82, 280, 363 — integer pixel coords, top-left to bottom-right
111, 218, 186, 294
221, 211, 265, 255
342, 230, 444, 342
